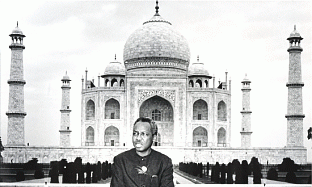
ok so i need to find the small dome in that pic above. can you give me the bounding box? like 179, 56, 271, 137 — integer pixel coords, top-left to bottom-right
242, 74, 251, 83
10, 22, 25, 37
188, 57, 209, 77
12, 26, 23, 35
61, 72, 71, 81
104, 61, 126, 76
289, 25, 301, 38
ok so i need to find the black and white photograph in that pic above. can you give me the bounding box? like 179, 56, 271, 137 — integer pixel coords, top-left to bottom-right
0, 0, 311, 185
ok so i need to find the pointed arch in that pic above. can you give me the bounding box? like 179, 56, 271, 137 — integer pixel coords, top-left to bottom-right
189, 80, 194, 87
105, 98, 120, 119
217, 100, 227, 121
111, 78, 118, 87
140, 96, 174, 146
204, 80, 208, 88
193, 126, 208, 147
105, 126, 119, 146
139, 96, 173, 122
86, 100, 95, 120
86, 126, 94, 145
195, 79, 202, 88
120, 79, 125, 87
105, 79, 110, 87
193, 99, 208, 120
217, 127, 226, 146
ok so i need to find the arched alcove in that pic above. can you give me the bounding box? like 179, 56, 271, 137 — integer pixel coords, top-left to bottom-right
86, 100, 95, 120
193, 99, 208, 120
193, 126, 208, 147
217, 101, 227, 121
105, 98, 120, 119
217, 127, 226, 146
104, 126, 119, 146
140, 96, 174, 146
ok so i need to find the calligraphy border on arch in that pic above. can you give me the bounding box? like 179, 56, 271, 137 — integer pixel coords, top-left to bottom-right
138, 89, 176, 106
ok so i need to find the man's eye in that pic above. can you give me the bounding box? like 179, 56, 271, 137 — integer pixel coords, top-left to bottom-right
133, 132, 138, 136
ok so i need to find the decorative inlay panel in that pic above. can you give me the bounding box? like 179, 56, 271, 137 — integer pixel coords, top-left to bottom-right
138, 89, 175, 105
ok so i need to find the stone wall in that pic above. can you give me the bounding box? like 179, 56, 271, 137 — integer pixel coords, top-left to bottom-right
2, 146, 307, 165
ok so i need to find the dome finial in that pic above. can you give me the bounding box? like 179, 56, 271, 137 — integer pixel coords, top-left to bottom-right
155, 0, 159, 15
115, 54, 116, 61
17, 21, 18, 27
294, 25, 296, 31
197, 55, 199, 62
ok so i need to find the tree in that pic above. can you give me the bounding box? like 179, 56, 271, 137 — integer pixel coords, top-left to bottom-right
249, 157, 262, 184
241, 160, 249, 184
220, 164, 226, 184
232, 159, 243, 184
49, 161, 59, 183
227, 162, 233, 184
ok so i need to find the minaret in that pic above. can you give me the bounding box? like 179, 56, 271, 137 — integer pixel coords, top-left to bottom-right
6, 22, 27, 146
240, 74, 252, 148
286, 25, 304, 147
59, 72, 72, 147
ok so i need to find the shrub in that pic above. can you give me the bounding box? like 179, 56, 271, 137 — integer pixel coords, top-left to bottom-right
285, 171, 296, 184
24, 158, 38, 170
267, 168, 278, 180
16, 171, 25, 182
34, 168, 44, 179
278, 158, 299, 172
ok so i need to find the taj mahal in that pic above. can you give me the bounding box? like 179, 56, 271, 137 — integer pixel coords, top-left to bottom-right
1, 1, 307, 164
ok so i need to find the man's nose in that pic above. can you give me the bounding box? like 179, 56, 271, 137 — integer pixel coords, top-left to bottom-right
135, 134, 142, 140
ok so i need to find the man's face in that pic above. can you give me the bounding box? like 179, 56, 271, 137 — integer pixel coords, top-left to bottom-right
132, 121, 154, 155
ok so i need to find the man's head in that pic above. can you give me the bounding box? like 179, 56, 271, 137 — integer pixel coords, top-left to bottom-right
132, 117, 158, 157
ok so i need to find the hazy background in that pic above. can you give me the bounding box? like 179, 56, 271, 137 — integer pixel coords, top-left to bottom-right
0, 0, 311, 163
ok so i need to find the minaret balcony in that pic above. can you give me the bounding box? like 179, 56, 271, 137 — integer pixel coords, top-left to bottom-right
6, 112, 27, 117
7, 79, 26, 85
286, 82, 304, 87
287, 46, 303, 52
240, 110, 252, 114
240, 131, 252, 135
9, 43, 25, 49
60, 109, 72, 113
61, 85, 71, 89
285, 114, 305, 119
59, 129, 72, 133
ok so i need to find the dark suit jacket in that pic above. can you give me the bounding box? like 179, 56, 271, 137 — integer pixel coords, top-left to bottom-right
110, 148, 174, 187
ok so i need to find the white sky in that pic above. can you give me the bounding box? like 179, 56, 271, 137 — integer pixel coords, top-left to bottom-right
0, 0, 311, 163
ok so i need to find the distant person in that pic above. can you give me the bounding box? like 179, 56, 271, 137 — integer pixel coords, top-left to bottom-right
111, 117, 174, 187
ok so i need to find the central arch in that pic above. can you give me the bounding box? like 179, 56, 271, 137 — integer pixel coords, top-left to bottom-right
139, 96, 174, 146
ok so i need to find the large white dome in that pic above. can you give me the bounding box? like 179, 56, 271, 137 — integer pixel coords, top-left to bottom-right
123, 13, 190, 71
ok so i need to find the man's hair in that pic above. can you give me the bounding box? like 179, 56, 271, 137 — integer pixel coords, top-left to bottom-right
134, 117, 158, 136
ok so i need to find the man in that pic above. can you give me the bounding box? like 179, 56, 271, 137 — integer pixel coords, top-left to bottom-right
111, 117, 174, 187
